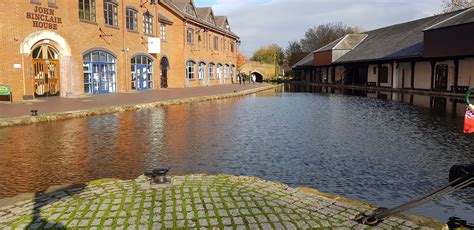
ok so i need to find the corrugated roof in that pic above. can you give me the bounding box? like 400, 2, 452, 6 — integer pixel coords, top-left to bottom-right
425, 7, 474, 30
335, 34, 368, 50
315, 34, 368, 53
292, 52, 314, 69
316, 37, 344, 52
335, 9, 466, 63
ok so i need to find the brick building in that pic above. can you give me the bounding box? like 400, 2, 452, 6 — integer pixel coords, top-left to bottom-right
0, 0, 239, 101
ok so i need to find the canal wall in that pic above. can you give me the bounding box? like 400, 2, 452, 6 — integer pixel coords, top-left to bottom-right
292, 82, 473, 98
0, 85, 278, 128
0, 174, 445, 229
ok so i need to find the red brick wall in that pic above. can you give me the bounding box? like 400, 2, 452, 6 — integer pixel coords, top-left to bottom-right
0, 0, 238, 101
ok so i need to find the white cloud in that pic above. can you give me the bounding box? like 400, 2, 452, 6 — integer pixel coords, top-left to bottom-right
201, 0, 443, 56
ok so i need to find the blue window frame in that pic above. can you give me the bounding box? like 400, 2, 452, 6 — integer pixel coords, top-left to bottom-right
231, 65, 235, 80
198, 62, 205, 81
216, 64, 222, 79
131, 55, 154, 90
83, 50, 117, 94
224, 64, 229, 79
208, 63, 215, 80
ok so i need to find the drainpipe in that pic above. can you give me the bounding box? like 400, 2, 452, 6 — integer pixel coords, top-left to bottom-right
22, 54, 26, 96
122, 0, 127, 92
184, 19, 187, 88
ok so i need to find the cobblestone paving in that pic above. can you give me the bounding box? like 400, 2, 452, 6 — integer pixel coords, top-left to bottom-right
0, 174, 437, 229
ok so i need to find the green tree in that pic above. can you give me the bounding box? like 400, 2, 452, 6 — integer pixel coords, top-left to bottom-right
250, 44, 284, 65
300, 22, 361, 53
442, 0, 473, 12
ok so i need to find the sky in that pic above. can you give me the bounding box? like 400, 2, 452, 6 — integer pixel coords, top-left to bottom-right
194, 0, 444, 57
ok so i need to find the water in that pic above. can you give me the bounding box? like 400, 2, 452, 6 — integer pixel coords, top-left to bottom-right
0, 85, 473, 223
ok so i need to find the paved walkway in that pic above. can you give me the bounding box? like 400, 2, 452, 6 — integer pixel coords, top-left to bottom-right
0, 175, 441, 229
0, 84, 266, 119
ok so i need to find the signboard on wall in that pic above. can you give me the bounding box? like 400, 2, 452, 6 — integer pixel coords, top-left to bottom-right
0, 85, 11, 96
26, 6, 62, 30
148, 37, 161, 54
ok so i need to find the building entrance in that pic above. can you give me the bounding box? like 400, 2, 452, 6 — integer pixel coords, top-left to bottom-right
160, 57, 169, 88
435, 64, 448, 91
131, 56, 153, 91
32, 44, 60, 97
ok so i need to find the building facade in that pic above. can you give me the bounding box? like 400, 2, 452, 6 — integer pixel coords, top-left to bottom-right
0, 0, 239, 101
292, 8, 474, 96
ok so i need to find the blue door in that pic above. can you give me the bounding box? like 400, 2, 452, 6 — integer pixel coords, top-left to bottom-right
92, 63, 110, 94
84, 50, 117, 94
132, 56, 153, 90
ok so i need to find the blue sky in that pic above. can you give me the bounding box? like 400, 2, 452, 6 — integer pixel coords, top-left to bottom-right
194, 0, 444, 57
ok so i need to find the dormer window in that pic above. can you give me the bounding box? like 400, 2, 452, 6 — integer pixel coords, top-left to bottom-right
186, 3, 195, 16
207, 15, 215, 25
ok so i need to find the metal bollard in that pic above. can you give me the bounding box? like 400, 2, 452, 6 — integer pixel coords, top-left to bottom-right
144, 168, 170, 184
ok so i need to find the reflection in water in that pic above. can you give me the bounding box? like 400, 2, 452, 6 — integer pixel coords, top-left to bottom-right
0, 85, 473, 223
291, 85, 468, 117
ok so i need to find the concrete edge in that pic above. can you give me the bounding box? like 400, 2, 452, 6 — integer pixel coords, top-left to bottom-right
0, 85, 278, 128
296, 187, 447, 229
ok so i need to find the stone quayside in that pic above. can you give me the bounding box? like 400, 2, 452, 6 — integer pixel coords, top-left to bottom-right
0, 174, 443, 229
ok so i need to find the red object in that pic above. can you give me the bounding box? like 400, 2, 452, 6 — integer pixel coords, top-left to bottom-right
464, 109, 474, 134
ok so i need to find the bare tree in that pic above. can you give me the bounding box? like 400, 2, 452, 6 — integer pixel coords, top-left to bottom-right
285, 40, 307, 68
300, 22, 361, 53
442, 0, 473, 12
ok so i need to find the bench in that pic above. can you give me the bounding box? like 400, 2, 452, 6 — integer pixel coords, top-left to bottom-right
0, 85, 12, 104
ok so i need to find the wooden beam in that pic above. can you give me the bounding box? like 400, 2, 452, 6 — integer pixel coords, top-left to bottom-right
326, 67, 329, 84
430, 61, 436, 90
390, 62, 394, 89
454, 59, 459, 93
411, 61, 415, 89
377, 63, 382, 87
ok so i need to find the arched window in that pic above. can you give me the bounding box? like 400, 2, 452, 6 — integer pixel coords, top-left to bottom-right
208, 63, 215, 80
32, 44, 59, 60
216, 64, 222, 79
83, 50, 117, 94
187, 61, 196, 80
224, 64, 229, 79
198, 62, 206, 81
131, 55, 153, 90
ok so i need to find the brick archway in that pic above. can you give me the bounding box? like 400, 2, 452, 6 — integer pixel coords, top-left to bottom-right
21, 30, 72, 98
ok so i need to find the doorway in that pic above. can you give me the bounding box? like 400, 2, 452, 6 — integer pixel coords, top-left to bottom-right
435, 64, 448, 91
131, 55, 153, 91
32, 44, 60, 97
160, 57, 169, 88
